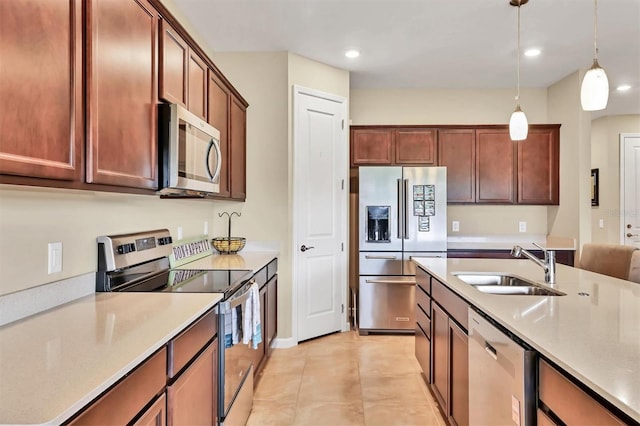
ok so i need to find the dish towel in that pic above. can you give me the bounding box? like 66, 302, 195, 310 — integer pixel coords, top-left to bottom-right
242, 282, 262, 349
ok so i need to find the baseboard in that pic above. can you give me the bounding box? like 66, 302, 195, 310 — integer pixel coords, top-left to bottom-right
272, 336, 297, 349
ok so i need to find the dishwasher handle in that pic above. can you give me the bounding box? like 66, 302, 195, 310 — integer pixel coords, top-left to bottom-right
484, 342, 498, 361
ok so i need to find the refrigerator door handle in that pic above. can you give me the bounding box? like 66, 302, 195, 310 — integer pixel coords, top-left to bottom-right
397, 178, 403, 239
403, 179, 409, 239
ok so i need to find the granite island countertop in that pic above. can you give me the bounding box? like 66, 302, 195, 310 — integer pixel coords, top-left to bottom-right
0, 292, 222, 425
412, 257, 640, 423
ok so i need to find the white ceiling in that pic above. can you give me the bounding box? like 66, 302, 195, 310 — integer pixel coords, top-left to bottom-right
173, 0, 640, 119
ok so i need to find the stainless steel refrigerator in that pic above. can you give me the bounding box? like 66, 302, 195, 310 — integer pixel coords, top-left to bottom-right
358, 166, 447, 334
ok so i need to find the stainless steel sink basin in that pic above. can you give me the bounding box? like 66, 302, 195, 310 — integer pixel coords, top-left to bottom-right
452, 273, 565, 296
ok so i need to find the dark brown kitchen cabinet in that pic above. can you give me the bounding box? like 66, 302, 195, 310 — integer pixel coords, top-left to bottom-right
517, 125, 560, 205
351, 129, 394, 165
230, 95, 247, 200
449, 320, 469, 426
86, 0, 158, 190
159, 19, 188, 107
188, 51, 207, 120
395, 129, 437, 165
438, 129, 476, 203
415, 267, 431, 383
0, 0, 83, 181
431, 302, 449, 411
208, 70, 231, 198
133, 394, 166, 426
475, 129, 515, 203
167, 341, 216, 426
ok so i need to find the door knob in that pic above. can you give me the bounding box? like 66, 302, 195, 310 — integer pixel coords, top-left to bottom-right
300, 244, 315, 252
627, 233, 638, 238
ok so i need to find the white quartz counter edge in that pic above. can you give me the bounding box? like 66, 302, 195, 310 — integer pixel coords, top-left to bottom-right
0, 292, 223, 425
412, 257, 639, 423
175, 251, 278, 272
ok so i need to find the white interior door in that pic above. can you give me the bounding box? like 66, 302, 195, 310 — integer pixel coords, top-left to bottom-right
621, 133, 640, 248
293, 85, 348, 342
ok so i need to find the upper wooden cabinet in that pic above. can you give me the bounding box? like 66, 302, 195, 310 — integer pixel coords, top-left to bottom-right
351, 127, 437, 166
188, 51, 207, 120
475, 129, 516, 204
159, 20, 188, 107
0, 0, 83, 181
86, 0, 158, 190
438, 129, 476, 203
207, 71, 231, 198
517, 125, 560, 204
230, 96, 247, 200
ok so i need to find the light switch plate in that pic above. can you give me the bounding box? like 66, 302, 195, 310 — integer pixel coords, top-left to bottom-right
177, 226, 183, 240
203, 221, 209, 235
599, 219, 605, 229
48, 242, 62, 274
452, 221, 460, 232
518, 221, 527, 233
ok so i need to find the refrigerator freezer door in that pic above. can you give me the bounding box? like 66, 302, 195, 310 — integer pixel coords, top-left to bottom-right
359, 251, 403, 275
359, 167, 403, 252
402, 167, 447, 252
402, 252, 447, 276
358, 275, 416, 333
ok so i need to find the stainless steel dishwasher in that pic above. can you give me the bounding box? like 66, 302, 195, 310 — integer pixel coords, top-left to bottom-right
468, 308, 536, 426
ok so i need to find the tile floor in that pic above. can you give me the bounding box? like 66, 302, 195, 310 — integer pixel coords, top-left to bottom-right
247, 330, 446, 426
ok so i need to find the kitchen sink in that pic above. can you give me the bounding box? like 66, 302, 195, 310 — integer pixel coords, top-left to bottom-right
452, 273, 565, 296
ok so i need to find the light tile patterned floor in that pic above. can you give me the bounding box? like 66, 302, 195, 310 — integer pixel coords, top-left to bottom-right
247, 330, 446, 426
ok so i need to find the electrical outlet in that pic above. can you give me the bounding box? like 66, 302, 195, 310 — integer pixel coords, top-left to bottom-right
204, 221, 209, 235
518, 221, 527, 233
452, 221, 460, 232
177, 226, 183, 240
48, 242, 62, 274
599, 219, 605, 229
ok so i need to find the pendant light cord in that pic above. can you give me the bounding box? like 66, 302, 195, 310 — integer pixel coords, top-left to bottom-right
593, 0, 599, 60
516, 4, 521, 104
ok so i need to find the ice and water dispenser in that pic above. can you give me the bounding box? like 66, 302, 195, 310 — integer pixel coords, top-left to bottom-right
366, 206, 390, 242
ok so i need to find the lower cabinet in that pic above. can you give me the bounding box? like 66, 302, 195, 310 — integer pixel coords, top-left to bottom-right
252, 259, 278, 378
167, 341, 217, 426
134, 394, 166, 426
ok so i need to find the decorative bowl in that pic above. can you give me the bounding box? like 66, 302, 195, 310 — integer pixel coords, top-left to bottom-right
212, 237, 246, 254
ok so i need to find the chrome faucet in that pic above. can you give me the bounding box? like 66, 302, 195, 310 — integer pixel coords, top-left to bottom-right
510, 243, 556, 284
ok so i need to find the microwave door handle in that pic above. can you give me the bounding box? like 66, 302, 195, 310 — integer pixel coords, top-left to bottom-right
205, 139, 222, 182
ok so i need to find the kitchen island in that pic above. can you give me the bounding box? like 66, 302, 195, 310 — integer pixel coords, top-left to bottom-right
413, 257, 640, 424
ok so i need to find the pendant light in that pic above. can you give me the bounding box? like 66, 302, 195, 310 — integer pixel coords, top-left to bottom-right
581, 0, 609, 111
509, 0, 528, 141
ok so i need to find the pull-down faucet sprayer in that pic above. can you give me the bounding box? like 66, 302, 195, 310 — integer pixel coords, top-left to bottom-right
511, 242, 556, 284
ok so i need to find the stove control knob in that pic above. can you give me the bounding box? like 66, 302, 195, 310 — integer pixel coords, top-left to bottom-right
117, 243, 136, 254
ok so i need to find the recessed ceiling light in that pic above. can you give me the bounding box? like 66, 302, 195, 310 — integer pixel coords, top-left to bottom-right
345, 49, 360, 59
524, 48, 541, 57
616, 84, 632, 92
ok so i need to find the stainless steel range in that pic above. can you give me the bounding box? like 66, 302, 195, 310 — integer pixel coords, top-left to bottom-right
96, 229, 256, 426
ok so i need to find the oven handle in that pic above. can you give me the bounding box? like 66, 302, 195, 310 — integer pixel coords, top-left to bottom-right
216, 279, 255, 313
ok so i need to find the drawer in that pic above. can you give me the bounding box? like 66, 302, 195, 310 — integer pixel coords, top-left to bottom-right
416, 303, 431, 339
415, 282, 431, 318
415, 267, 431, 295
70, 348, 166, 425
415, 322, 430, 382
359, 251, 403, 275
254, 265, 268, 288
431, 278, 468, 331
267, 258, 278, 280
168, 308, 217, 378
539, 360, 625, 426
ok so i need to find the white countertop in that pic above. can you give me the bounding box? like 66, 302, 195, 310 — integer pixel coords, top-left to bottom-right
413, 257, 640, 423
447, 234, 576, 251
0, 292, 222, 425
176, 251, 278, 272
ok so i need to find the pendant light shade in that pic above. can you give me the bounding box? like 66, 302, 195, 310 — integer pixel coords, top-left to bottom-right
581, 0, 609, 111
510, 105, 529, 141
509, 0, 528, 141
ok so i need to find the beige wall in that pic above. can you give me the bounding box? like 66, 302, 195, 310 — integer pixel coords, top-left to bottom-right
591, 115, 640, 243
350, 87, 550, 236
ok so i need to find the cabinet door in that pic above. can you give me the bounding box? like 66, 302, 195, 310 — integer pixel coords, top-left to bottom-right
133, 393, 166, 426
449, 320, 469, 426
438, 129, 476, 203
188, 52, 207, 120
208, 70, 230, 198
167, 341, 215, 426
266, 276, 278, 354
431, 303, 449, 413
230, 95, 247, 200
475, 129, 515, 203
159, 20, 187, 106
517, 126, 560, 205
395, 129, 436, 165
0, 0, 83, 181
87, 0, 158, 190
351, 129, 393, 165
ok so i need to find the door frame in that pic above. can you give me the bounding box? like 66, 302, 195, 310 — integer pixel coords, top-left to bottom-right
619, 133, 640, 244
291, 84, 350, 343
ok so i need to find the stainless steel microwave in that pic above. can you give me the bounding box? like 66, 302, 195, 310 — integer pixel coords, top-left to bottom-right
158, 103, 222, 196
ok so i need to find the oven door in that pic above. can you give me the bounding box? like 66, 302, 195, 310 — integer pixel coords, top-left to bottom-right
217, 282, 255, 423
